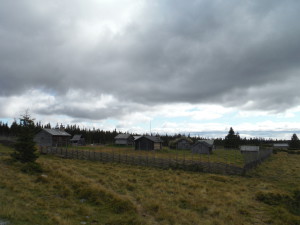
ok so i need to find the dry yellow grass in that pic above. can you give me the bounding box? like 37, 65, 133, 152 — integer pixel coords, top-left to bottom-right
0, 144, 299, 225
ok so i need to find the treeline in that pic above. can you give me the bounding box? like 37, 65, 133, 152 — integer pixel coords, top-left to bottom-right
0, 121, 291, 146
214, 127, 287, 148
64, 124, 120, 144
0, 121, 122, 144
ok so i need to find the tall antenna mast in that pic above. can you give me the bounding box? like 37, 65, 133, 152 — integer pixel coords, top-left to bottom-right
150, 120, 151, 135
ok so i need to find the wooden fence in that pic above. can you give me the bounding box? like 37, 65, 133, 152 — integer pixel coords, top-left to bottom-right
40, 147, 272, 176
241, 149, 273, 170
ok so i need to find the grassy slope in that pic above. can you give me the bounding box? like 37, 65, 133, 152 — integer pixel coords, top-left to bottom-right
0, 144, 299, 225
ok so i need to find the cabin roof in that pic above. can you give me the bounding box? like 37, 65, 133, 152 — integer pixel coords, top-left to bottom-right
115, 134, 133, 139
133, 135, 142, 140
43, 128, 71, 136
70, 134, 82, 141
173, 137, 193, 144
273, 143, 289, 147
135, 135, 163, 143
194, 140, 214, 147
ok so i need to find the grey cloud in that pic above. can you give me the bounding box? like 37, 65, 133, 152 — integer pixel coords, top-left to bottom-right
1, 0, 300, 120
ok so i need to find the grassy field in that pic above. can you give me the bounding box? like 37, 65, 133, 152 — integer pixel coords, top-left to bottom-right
0, 144, 299, 225
72, 145, 245, 166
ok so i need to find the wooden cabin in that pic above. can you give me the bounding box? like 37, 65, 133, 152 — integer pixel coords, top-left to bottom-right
34, 128, 71, 147
70, 134, 85, 146
170, 137, 193, 150
191, 140, 214, 154
135, 136, 163, 150
114, 134, 134, 145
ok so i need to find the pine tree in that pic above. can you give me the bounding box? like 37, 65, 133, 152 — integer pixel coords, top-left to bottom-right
224, 127, 240, 149
289, 133, 300, 150
11, 111, 38, 163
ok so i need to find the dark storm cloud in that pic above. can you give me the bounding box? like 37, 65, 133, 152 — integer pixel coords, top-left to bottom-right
1, 0, 300, 119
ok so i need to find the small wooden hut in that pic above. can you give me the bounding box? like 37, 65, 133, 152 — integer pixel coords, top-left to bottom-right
169, 137, 193, 150
70, 134, 85, 146
191, 140, 214, 154
135, 136, 163, 150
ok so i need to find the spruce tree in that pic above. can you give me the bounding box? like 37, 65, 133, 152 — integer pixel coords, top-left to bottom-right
289, 133, 300, 150
11, 111, 38, 163
224, 127, 240, 149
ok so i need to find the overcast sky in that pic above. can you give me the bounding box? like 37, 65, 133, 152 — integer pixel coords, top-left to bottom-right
1, 0, 300, 139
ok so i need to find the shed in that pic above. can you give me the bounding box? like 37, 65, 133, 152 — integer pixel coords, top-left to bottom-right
170, 137, 193, 150
191, 140, 214, 154
273, 143, 289, 149
240, 145, 260, 152
70, 134, 85, 146
114, 134, 134, 145
34, 128, 71, 147
135, 136, 163, 150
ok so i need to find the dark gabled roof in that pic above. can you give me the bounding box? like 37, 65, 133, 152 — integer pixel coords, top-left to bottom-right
135, 135, 163, 143
115, 134, 133, 139
43, 128, 71, 136
70, 134, 82, 141
133, 135, 142, 140
172, 137, 193, 144
193, 140, 214, 147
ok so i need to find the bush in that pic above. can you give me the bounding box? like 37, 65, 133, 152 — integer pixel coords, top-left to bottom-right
256, 190, 300, 216
21, 162, 43, 174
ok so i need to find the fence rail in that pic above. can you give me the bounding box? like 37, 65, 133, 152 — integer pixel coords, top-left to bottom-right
40, 147, 272, 176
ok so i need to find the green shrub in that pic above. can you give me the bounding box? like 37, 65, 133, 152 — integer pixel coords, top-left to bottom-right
20, 162, 43, 174
256, 190, 300, 216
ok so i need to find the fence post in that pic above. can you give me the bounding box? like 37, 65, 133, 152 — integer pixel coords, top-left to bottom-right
208, 152, 211, 172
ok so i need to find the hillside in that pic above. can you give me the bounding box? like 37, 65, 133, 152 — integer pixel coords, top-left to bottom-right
0, 144, 299, 225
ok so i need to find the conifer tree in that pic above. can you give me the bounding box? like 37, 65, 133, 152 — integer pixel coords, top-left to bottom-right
11, 111, 38, 163
289, 133, 300, 150
224, 127, 240, 149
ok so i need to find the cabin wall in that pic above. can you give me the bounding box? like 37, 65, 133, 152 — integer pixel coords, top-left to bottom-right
34, 130, 52, 146
52, 136, 70, 147
115, 139, 128, 145
154, 142, 162, 150
191, 143, 211, 154
115, 137, 134, 145
177, 140, 191, 150
240, 146, 260, 151
135, 138, 154, 150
